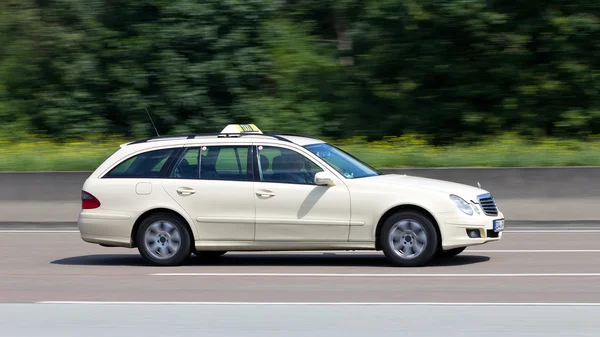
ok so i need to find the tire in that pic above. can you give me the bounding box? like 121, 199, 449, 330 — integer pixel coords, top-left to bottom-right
439, 246, 466, 258
136, 212, 192, 266
380, 211, 438, 267
193, 250, 227, 259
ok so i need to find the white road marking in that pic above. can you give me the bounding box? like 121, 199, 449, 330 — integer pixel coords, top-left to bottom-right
150, 272, 600, 277
244, 249, 600, 254
35, 301, 600, 306
468, 249, 600, 253
0, 230, 79, 233
505, 230, 600, 233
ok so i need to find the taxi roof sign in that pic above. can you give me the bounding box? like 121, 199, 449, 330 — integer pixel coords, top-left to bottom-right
220, 124, 263, 134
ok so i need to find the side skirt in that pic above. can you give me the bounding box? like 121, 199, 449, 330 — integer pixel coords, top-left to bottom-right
194, 241, 376, 251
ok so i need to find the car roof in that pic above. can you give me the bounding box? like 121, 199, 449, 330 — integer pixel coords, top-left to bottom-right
91, 125, 330, 178
120, 131, 325, 150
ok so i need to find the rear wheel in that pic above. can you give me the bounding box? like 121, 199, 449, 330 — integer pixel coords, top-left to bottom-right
136, 213, 192, 266
380, 211, 438, 267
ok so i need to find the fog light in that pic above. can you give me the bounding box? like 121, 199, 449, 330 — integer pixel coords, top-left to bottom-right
467, 229, 481, 238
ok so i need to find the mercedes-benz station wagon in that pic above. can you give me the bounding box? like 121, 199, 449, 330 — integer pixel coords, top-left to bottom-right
78, 124, 504, 267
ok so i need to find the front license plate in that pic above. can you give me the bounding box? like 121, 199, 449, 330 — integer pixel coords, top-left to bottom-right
493, 219, 505, 232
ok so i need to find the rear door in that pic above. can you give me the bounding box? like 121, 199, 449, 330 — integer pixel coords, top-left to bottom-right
161, 144, 256, 241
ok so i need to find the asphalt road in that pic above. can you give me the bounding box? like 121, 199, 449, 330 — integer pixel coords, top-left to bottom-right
2, 229, 600, 336
1, 230, 600, 303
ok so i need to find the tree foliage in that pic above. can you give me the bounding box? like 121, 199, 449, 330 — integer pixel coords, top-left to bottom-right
0, 0, 598, 144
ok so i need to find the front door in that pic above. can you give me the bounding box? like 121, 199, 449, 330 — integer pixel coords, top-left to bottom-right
253, 145, 351, 242
161, 144, 256, 241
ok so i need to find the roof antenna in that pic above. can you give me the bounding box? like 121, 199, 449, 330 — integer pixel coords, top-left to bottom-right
145, 108, 160, 136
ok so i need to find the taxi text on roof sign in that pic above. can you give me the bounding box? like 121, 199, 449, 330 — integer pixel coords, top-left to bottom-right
220, 124, 263, 134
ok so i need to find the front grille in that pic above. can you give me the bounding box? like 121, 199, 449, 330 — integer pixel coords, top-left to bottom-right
477, 193, 498, 216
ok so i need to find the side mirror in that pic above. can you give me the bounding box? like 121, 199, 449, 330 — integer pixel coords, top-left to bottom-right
314, 171, 335, 186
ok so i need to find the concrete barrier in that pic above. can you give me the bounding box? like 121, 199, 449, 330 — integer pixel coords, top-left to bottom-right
1, 168, 599, 223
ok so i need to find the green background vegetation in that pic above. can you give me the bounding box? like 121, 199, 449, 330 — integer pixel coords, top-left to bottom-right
0, 0, 598, 170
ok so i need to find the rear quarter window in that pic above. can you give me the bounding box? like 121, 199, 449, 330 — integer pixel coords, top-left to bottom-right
103, 148, 179, 178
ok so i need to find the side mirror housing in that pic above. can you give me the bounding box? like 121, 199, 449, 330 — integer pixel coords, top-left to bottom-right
314, 171, 335, 186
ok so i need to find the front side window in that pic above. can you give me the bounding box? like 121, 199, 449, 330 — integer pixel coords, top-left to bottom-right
303, 143, 380, 179
104, 148, 178, 178
257, 146, 323, 185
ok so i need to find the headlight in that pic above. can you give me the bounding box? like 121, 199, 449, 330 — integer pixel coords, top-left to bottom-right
449, 195, 473, 216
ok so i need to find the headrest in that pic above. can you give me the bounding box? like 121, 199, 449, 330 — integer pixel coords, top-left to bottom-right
260, 154, 270, 171
272, 155, 284, 172
272, 153, 304, 172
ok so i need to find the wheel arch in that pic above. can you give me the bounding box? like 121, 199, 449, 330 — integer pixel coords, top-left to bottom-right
374, 204, 442, 252
131, 208, 195, 248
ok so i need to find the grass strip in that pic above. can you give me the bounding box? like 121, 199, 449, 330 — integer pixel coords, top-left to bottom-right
1, 133, 600, 171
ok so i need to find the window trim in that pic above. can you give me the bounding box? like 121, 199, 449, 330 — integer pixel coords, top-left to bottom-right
252, 144, 327, 186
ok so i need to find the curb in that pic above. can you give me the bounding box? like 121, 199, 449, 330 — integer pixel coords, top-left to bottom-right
0, 222, 78, 229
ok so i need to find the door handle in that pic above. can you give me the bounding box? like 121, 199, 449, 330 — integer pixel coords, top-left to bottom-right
176, 187, 196, 195
256, 190, 275, 197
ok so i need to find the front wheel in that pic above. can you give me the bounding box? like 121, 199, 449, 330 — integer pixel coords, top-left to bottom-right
136, 213, 192, 266
380, 211, 438, 267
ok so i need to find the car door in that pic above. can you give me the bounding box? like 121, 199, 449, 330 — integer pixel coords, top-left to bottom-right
161, 144, 256, 241
253, 144, 351, 242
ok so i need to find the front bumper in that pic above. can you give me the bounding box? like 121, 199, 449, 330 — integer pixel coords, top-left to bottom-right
439, 211, 505, 250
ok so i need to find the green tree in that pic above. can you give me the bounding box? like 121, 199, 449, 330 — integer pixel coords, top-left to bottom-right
345, 0, 599, 143
0, 0, 598, 144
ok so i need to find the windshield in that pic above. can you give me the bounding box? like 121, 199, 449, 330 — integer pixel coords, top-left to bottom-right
304, 143, 381, 179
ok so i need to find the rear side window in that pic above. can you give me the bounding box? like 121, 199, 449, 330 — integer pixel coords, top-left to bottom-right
200, 145, 252, 181
170, 148, 200, 179
168, 145, 253, 181
104, 148, 178, 178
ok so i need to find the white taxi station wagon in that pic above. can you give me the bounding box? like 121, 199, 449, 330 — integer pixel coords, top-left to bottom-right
78, 124, 504, 267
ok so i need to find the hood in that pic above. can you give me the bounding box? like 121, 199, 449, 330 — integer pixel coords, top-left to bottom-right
360, 174, 490, 202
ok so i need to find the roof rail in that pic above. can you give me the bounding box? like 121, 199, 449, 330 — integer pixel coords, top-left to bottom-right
266, 132, 321, 140
128, 133, 220, 145
127, 132, 293, 145
260, 133, 294, 143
